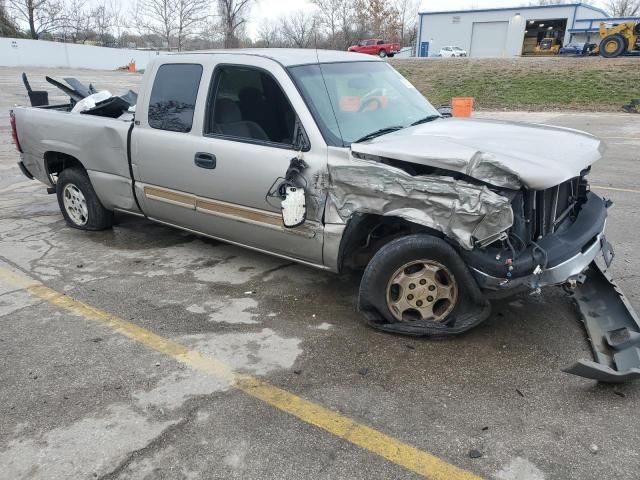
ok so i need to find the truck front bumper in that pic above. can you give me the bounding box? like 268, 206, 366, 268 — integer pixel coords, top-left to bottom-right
563, 261, 640, 383
473, 231, 613, 290
468, 192, 612, 291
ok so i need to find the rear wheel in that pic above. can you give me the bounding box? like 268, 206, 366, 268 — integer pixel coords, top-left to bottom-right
56, 168, 113, 230
378, 49, 387, 58
599, 34, 626, 58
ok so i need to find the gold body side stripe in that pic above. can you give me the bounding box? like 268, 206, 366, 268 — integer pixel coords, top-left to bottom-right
143, 184, 283, 227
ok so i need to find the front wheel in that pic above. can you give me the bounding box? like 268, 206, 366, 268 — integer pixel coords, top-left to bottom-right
358, 234, 491, 336
599, 34, 626, 58
56, 168, 113, 230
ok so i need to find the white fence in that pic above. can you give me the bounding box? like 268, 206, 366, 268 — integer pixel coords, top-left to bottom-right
0, 37, 165, 70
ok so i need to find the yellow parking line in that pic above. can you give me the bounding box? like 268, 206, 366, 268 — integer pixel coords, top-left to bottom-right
592, 185, 640, 194
0, 265, 481, 480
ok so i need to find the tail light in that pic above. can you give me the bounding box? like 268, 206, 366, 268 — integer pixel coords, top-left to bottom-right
9, 110, 23, 153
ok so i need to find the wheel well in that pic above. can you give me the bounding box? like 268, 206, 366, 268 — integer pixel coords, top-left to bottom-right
338, 214, 445, 272
44, 152, 85, 183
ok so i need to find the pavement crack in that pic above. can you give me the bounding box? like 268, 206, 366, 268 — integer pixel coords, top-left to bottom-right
97, 408, 199, 480
0, 298, 49, 318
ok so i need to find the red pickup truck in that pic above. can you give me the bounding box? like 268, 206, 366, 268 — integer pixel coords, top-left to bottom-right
348, 39, 401, 58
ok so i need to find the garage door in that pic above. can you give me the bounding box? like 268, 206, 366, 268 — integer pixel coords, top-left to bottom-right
470, 21, 509, 58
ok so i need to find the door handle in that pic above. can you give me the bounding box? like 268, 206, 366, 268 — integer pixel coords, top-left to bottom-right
194, 152, 216, 169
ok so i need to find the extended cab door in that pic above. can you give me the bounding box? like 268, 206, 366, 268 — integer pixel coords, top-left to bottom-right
131, 56, 328, 264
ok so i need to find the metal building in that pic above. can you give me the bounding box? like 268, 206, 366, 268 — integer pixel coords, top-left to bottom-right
416, 3, 614, 58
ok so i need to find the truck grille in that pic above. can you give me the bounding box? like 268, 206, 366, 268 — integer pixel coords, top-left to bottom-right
524, 176, 588, 241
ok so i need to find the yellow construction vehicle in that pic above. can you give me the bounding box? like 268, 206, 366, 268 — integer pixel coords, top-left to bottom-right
597, 21, 640, 57
534, 37, 561, 55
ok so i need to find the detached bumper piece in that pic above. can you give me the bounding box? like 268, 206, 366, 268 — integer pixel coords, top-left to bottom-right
564, 261, 640, 382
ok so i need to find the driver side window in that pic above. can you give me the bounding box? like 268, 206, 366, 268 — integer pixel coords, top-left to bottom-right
205, 65, 299, 147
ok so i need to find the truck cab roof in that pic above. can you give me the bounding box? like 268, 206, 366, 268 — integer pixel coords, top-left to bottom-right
168, 48, 380, 67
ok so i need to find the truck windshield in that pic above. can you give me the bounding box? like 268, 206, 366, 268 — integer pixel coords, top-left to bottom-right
289, 62, 440, 147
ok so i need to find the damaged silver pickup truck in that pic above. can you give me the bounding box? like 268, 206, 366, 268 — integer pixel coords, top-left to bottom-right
10, 49, 640, 382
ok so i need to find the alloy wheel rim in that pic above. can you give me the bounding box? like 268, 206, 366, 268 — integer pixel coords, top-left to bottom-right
386, 260, 458, 322
63, 184, 89, 226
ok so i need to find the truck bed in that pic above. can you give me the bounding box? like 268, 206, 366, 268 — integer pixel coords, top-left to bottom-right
14, 106, 138, 212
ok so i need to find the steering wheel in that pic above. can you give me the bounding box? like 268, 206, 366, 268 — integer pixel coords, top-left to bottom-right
359, 97, 382, 112
358, 88, 386, 112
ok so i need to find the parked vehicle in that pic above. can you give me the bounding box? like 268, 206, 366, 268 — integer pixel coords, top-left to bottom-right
558, 42, 597, 55
439, 46, 468, 57
348, 39, 401, 57
11, 49, 639, 381
534, 37, 561, 55
596, 21, 640, 57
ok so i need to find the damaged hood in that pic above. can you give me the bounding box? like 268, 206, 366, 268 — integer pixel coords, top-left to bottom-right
350, 118, 605, 190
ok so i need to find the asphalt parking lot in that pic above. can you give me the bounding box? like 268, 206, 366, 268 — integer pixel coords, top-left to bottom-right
1, 67, 639, 480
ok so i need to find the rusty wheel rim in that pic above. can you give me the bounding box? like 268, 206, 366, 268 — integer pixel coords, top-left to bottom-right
604, 40, 618, 54
385, 260, 458, 322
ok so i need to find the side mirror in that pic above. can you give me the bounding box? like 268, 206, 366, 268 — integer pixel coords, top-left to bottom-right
437, 105, 452, 118
281, 186, 306, 228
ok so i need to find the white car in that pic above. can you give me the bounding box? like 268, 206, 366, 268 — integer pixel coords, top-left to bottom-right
439, 46, 467, 57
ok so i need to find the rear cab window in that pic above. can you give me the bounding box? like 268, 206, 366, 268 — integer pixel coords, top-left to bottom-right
148, 63, 203, 132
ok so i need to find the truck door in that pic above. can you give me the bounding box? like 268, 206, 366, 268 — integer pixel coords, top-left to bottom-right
365, 39, 377, 55
132, 57, 327, 265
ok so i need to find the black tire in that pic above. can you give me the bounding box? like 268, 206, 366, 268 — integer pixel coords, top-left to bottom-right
56, 167, 113, 231
599, 34, 626, 58
358, 234, 490, 337
378, 49, 387, 58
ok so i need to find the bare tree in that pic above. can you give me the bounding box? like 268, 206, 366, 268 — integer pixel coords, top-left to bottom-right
136, 0, 176, 49
367, 0, 400, 40
91, 0, 113, 45
312, 0, 344, 49
604, 0, 640, 15
280, 9, 317, 48
1, 2, 21, 37
256, 18, 281, 47
200, 18, 223, 48
109, 0, 126, 47
394, 0, 419, 46
314, 0, 360, 49
9, 0, 64, 39
175, 0, 209, 51
59, 0, 91, 43
336, 0, 359, 48
217, 0, 251, 48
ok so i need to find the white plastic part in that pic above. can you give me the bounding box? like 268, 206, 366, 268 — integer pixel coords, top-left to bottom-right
281, 186, 306, 228
71, 90, 112, 113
